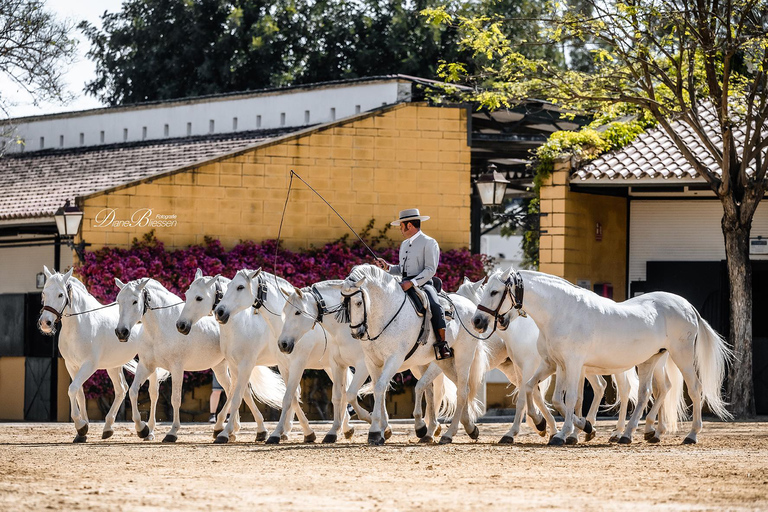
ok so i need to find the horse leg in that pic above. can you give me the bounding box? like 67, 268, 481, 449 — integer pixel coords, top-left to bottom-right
346, 362, 372, 425
368, 356, 402, 445
436, 353, 471, 444
619, 353, 664, 444
102, 367, 128, 439
643, 360, 671, 443
68, 362, 96, 442
146, 369, 160, 440
549, 360, 585, 446
241, 377, 269, 442
211, 362, 237, 438
429, 371, 446, 439
162, 367, 184, 442
323, 364, 347, 443
128, 362, 154, 440
216, 363, 250, 443
502, 359, 555, 444
413, 363, 443, 442
581, 373, 606, 443
611, 371, 632, 443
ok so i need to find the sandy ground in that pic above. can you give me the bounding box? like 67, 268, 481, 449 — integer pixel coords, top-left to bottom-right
0, 419, 766, 511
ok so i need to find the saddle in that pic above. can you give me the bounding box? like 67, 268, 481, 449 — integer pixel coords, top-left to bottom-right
404, 277, 454, 345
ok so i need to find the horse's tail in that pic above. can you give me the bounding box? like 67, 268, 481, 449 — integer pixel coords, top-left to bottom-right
155, 368, 171, 383
660, 355, 687, 433
693, 308, 733, 420
248, 366, 286, 410
357, 379, 374, 397
438, 373, 458, 419
467, 340, 491, 423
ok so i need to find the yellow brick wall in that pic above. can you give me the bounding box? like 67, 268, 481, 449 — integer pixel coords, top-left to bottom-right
0, 357, 25, 420
79, 103, 471, 251
539, 159, 628, 300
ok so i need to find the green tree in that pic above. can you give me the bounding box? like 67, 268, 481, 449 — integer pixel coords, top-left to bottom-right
0, 0, 76, 137
427, 0, 768, 417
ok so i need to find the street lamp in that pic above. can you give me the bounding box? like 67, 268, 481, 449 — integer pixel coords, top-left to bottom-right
474, 164, 510, 207
54, 199, 88, 262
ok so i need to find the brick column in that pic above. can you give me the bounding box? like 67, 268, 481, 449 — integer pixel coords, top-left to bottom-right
538, 157, 572, 278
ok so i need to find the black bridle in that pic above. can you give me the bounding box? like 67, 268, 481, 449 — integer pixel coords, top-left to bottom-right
40, 283, 73, 326
476, 271, 527, 325
340, 288, 408, 342
211, 278, 223, 312
251, 274, 271, 312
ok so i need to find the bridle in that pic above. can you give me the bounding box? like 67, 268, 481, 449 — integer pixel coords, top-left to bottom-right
340, 287, 408, 342
251, 274, 274, 314
476, 271, 527, 325
40, 283, 73, 325
211, 278, 223, 313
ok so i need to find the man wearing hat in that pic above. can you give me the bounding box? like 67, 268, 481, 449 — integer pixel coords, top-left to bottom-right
374, 208, 453, 360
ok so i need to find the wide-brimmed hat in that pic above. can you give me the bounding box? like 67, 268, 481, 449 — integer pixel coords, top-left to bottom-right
390, 208, 430, 226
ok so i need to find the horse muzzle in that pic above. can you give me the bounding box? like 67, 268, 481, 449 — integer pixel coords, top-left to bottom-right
176, 320, 191, 335
37, 318, 55, 336
350, 326, 365, 340
115, 327, 131, 342
278, 338, 294, 354
472, 313, 489, 333
215, 308, 230, 324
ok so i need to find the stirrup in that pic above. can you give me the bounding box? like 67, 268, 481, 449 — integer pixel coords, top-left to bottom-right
433, 342, 454, 360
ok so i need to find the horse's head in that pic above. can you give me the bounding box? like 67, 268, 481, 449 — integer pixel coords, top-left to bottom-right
341, 275, 369, 340
38, 266, 73, 336
472, 267, 520, 332
456, 275, 486, 305
177, 269, 224, 335
277, 286, 316, 354
215, 268, 260, 324
115, 277, 151, 342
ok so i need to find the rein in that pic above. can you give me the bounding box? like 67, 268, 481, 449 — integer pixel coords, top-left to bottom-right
142, 289, 185, 314
41, 283, 118, 325
476, 271, 527, 324
341, 288, 409, 342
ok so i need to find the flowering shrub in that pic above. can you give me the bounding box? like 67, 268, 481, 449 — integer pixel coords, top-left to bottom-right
78, 219, 493, 400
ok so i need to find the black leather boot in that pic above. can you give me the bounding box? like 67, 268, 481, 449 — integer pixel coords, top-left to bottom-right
433, 328, 453, 360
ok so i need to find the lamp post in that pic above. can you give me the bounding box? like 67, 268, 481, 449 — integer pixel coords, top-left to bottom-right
53, 199, 87, 263
474, 164, 510, 208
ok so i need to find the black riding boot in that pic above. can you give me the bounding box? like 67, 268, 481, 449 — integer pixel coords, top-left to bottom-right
433, 328, 453, 360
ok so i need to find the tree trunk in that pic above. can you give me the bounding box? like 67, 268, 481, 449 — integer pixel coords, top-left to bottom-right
723, 215, 756, 418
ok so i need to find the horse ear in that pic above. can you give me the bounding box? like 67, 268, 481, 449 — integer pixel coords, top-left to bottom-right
195, 268, 203, 280
248, 268, 262, 280
137, 278, 150, 291
63, 268, 74, 282
43, 265, 53, 279
463, 276, 471, 285
482, 275, 489, 285
500, 267, 512, 282
115, 278, 126, 290
294, 286, 304, 299
353, 276, 368, 289
279, 287, 292, 298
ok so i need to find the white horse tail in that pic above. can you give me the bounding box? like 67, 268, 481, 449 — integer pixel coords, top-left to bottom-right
661, 355, 686, 433
467, 340, 491, 422
437, 373, 458, 419
248, 366, 287, 410
122, 359, 138, 375
627, 367, 640, 407
155, 368, 171, 383
693, 308, 733, 420
357, 379, 374, 397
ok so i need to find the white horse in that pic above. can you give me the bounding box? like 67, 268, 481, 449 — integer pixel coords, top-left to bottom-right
473, 267, 728, 445
37, 266, 164, 442
177, 269, 286, 443
341, 264, 489, 445
115, 277, 236, 442
278, 279, 455, 443
213, 268, 347, 444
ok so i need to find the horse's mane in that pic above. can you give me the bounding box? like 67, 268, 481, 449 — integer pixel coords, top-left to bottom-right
238, 269, 293, 290
347, 264, 394, 287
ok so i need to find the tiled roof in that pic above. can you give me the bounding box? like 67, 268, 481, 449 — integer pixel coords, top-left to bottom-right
573, 106, 763, 182
0, 128, 301, 221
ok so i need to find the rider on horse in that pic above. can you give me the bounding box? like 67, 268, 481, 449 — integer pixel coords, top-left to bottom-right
374, 209, 453, 360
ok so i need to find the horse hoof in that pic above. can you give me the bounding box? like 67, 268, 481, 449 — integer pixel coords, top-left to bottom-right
608, 434, 620, 443
265, 436, 281, 445
535, 417, 547, 435
644, 431, 656, 441
255, 431, 268, 442
322, 434, 337, 444
498, 435, 515, 445
213, 435, 229, 444
565, 436, 578, 445
73, 435, 87, 443
344, 428, 355, 440
618, 436, 632, 445
548, 436, 565, 446
438, 436, 452, 445
304, 432, 316, 443
101, 430, 113, 440
583, 420, 593, 435
77, 424, 89, 437
585, 430, 596, 442
162, 434, 178, 443
367, 432, 382, 445
137, 424, 150, 439
415, 425, 428, 438
419, 436, 434, 444
384, 426, 392, 440
682, 436, 697, 445
281, 434, 289, 441
468, 425, 480, 441
648, 436, 661, 444
212, 429, 222, 439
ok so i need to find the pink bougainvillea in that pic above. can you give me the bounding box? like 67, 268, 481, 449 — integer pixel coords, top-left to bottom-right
78, 220, 493, 399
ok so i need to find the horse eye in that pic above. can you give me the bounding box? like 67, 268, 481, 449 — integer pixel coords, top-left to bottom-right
196, 296, 203, 302
355, 300, 363, 307
133, 300, 138, 305
294, 311, 301, 316
490, 291, 499, 296
58, 293, 63, 298
237, 285, 245, 291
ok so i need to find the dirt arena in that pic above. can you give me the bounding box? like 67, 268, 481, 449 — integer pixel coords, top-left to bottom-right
1, 419, 766, 511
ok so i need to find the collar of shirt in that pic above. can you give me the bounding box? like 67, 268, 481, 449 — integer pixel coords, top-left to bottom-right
405, 230, 424, 246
